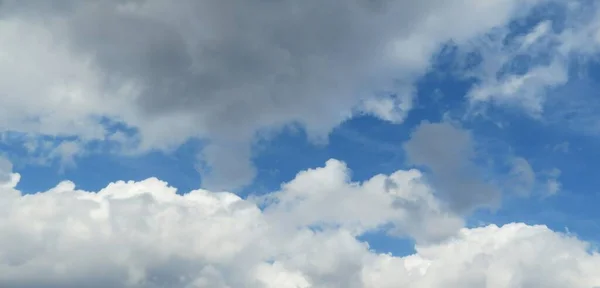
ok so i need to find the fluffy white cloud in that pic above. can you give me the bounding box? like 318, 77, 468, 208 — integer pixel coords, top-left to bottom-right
0, 0, 547, 189
362, 223, 600, 288
257, 159, 463, 243
0, 160, 598, 287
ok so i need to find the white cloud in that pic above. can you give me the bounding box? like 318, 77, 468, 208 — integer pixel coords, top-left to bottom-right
362, 223, 600, 288
258, 159, 463, 243
463, 17, 569, 113
464, 0, 600, 121
468, 61, 569, 114
552, 141, 570, 153
0, 159, 597, 287
541, 167, 562, 196
546, 178, 561, 195
0, 0, 546, 190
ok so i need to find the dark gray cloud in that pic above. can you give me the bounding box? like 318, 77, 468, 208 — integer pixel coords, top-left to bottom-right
0, 0, 539, 190
54, 0, 434, 136
403, 122, 501, 213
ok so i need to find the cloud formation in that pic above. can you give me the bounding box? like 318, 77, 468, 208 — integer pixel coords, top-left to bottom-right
0, 160, 598, 287
403, 122, 501, 213
402, 122, 563, 212
0, 0, 546, 189
464, 0, 600, 122
0, 156, 12, 183
0, 2, 597, 286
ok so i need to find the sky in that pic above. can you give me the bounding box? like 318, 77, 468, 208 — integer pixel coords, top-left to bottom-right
2, 0, 600, 287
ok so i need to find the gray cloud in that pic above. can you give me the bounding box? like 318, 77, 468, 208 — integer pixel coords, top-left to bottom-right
48, 0, 430, 134
507, 156, 536, 196
0, 156, 11, 183
403, 122, 501, 213
0, 0, 542, 190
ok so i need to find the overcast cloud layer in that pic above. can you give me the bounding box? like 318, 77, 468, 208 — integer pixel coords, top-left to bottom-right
0, 0, 548, 189
0, 160, 599, 288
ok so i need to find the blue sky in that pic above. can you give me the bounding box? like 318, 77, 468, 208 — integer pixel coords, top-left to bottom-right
2, 0, 600, 287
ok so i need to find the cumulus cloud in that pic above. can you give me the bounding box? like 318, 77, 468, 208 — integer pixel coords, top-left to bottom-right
0, 160, 597, 287
257, 159, 463, 243
362, 223, 600, 288
0, 0, 547, 189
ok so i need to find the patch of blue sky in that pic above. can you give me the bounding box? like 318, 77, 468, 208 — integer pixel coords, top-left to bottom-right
358, 225, 416, 256
3, 118, 202, 194
12, 139, 202, 195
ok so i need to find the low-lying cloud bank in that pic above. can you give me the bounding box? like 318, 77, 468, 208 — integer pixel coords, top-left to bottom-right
0, 159, 598, 288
